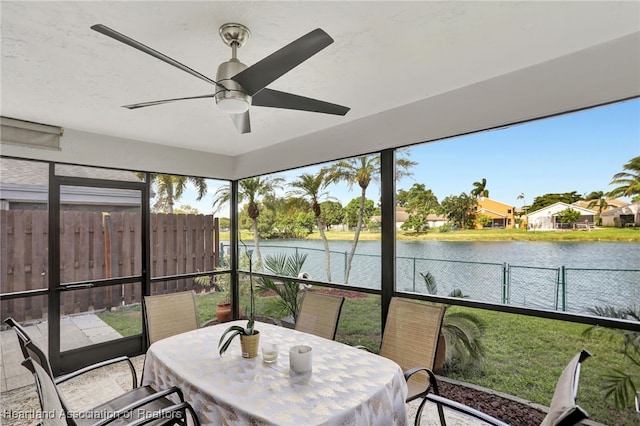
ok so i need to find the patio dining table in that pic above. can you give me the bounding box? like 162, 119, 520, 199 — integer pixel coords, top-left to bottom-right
141, 320, 409, 425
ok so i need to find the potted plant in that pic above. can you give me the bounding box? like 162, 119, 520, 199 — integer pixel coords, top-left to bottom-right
214, 285, 238, 323
193, 273, 236, 322
256, 252, 309, 327
218, 242, 260, 358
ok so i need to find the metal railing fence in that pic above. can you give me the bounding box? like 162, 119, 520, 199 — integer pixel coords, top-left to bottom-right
221, 242, 639, 315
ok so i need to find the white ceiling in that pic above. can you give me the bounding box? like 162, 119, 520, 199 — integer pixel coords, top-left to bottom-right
1, 1, 639, 180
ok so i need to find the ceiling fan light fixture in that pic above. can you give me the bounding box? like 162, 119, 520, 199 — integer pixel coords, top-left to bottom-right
215, 58, 251, 114
217, 96, 250, 114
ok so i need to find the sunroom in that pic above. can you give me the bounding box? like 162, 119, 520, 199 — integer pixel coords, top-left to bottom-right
1, 2, 639, 425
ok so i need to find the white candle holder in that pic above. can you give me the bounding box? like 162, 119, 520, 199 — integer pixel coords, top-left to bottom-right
289, 345, 312, 374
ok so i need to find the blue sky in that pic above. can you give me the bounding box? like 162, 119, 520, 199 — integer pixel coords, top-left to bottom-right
397, 98, 640, 207
180, 98, 639, 215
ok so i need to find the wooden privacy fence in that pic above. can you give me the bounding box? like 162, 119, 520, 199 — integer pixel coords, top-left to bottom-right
1, 210, 219, 322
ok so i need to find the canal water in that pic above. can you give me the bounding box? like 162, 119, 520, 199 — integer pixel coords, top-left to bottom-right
233, 239, 640, 314
253, 239, 640, 271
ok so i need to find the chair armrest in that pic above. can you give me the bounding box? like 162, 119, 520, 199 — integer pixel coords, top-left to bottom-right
426, 393, 510, 426
91, 386, 185, 426
56, 356, 138, 389
404, 366, 441, 399
126, 401, 201, 426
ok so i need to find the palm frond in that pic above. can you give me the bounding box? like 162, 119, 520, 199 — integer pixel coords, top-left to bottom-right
420, 272, 437, 295
585, 302, 640, 410
602, 368, 638, 410
258, 252, 308, 320
441, 311, 487, 370
447, 288, 468, 298
443, 313, 487, 352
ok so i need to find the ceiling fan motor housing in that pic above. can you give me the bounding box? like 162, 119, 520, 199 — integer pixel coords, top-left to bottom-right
215, 59, 252, 113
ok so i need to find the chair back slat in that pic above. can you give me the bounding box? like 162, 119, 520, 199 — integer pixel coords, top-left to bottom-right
4, 317, 31, 358
295, 292, 345, 340
379, 298, 446, 388
5, 317, 55, 378
22, 357, 68, 426
144, 291, 200, 345
541, 349, 591, 426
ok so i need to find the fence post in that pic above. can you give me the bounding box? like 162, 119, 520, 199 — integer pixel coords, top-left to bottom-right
560, 266, 567, 311
213, 217, 220, 268
502, 263, 509, 304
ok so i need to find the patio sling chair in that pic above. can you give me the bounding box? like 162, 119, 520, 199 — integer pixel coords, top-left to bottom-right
4, 317, 138, 388
424, 349, 592, 426
5, 318, 198, 423
294, 291, 345, 340
375, 297, 448, 426
143, 291, 203, 345
22, 355, 200, 426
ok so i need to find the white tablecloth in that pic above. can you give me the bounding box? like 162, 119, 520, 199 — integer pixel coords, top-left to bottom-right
142, 320, 409, 425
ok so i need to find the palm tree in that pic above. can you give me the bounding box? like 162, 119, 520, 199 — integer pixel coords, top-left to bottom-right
471, 178, 489, 198
142, 174, 207, 214
517, 193, 527, 226
584, 191, 615, 225
517, 193, 526, 212
607, 156, 640, 202
420, 272, 486, 371
289, 172, 335, 281
212, 176, 283, 265
323, 154, 416, 283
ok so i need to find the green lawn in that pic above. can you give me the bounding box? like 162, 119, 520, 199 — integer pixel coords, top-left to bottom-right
99, 292, 637, 425
443, 306, 638, 425
317, 227, 640, 242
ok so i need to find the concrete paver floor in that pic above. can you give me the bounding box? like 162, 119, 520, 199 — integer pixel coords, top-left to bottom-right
0, 314, 122, 393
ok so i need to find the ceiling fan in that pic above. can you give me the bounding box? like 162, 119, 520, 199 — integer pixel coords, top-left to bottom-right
91, 23, 350, 134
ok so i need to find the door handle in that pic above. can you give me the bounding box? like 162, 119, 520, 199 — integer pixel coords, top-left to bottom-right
62, 283, 94, 290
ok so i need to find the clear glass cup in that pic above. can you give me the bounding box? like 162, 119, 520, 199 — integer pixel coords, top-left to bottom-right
262, 342, 278, 363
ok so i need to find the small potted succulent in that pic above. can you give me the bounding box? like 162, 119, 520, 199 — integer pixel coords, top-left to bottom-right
218, 243, 259, 358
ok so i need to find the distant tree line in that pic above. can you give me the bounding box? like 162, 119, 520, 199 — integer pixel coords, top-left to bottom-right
144, 155, 639, 280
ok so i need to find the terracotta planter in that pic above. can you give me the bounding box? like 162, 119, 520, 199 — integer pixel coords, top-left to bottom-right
434, 332, 446, 373
216, 302, 232, 322
240, 331, 260, 358
216, 302, 243, 323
